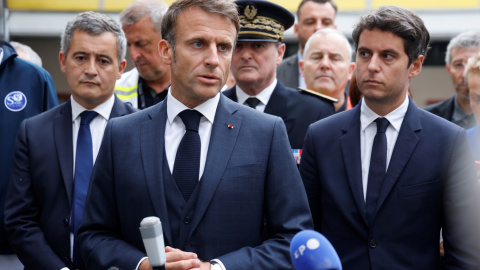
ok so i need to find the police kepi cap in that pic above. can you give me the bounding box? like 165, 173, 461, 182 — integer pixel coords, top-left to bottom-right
235, 0, 294, 42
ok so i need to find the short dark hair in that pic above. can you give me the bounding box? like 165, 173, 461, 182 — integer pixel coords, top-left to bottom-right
61, 11, 126, 65
352, 5, 430, 66
161, 0, 239, 52
297, 0, 337, 18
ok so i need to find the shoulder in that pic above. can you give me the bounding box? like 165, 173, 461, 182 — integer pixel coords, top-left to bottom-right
297, 87, 338, 104
423, 96, 455, 113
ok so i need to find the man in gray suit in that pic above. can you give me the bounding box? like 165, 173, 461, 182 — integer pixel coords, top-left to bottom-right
277, 0, 337, 88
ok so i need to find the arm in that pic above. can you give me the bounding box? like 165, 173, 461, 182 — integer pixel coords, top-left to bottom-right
77, 120, 147, 269
4, 120, 67, 269
40, 68, 59, 111
299, 126, 323, 231
442, 128, 480, 270
216, 117, 313, 269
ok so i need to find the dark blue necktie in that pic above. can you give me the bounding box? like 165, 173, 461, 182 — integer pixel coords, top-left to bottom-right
245, 97, 260, 109
366, 117, 389, 224
173, 110, 202, 202
72, 110, 98, 265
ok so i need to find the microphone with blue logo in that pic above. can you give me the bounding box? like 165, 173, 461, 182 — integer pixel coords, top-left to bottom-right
139, 217, 166, 270
290, 230, 342, 270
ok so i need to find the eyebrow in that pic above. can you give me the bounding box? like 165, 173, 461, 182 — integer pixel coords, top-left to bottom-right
72, 51, 114, 62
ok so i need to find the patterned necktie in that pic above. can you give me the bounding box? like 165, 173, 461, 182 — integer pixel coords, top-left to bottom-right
72, 110, 98, 265
366, 117, 389, 224
245, 97, 261, 109
173, 110, 202, 201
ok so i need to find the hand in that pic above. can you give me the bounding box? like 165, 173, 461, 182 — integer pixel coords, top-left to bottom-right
440, 241, 445, 257
165, 246, 202, 270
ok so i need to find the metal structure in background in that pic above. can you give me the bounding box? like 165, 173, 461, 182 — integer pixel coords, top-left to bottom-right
0, 0, 8, 41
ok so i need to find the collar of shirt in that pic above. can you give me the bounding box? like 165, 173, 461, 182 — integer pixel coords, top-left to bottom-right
235, 78, 277, 110
166, 89, 219, 125
360, 95, 409, 133
71, 94, 115, 122
0, 47, 3, 64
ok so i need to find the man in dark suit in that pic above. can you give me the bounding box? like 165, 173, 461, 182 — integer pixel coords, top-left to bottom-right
300, 6, 480, 269
77, 1, 312, 269
224, 0, 334, 157
4, 12, 136, 270
424, 31, 480, 129
277, 0, 337, 89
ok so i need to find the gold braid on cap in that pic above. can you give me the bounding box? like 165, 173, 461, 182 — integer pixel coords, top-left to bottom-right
239, 15, 285, 40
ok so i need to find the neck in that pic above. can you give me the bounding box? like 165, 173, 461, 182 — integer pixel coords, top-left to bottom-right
145, 79, 171, 94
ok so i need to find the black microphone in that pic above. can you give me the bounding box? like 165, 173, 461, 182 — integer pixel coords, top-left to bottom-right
139, 216, 166, 270
290, 230, 342, 270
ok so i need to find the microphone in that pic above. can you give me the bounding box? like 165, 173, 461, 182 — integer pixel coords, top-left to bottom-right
290, 230, 342, 270
139, 217, 166, 270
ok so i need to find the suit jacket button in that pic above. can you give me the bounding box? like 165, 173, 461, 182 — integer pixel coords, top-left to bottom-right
63, 218, 69, 225
369, 239, 377, 248
184, 217, 191, 225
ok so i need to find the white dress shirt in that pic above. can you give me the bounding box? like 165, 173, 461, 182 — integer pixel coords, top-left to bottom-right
235, 79, 277, 112
137, 91, 224, 270
360, 95, 409, 201
64, 95, 115, 269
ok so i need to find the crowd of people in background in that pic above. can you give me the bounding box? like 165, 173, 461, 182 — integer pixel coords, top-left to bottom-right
1, 0, 479, 269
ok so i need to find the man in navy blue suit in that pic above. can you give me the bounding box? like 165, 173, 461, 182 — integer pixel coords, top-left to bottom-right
77, 0, 312, 269
4, 12, 137, 270
300, 6, 480, 270
223, 0, 335, 158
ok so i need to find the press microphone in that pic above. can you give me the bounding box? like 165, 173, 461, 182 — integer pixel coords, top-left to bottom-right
290, 230, 342, 270
139, 216, 166, 270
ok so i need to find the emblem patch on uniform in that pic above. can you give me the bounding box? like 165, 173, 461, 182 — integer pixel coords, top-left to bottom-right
4, 91, 27, 112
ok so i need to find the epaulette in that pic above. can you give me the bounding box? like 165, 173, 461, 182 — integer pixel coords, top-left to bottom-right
298, 87, 338, 103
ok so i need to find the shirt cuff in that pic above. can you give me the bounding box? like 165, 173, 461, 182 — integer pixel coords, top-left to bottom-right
135, 257, 148, 270
210, 259, 226, 270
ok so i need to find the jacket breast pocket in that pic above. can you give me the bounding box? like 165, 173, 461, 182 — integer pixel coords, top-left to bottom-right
222, 162, 262, 181
398, 179, 440, 198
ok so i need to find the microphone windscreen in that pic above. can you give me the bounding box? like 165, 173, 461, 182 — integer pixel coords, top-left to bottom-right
290, 230, 342, 270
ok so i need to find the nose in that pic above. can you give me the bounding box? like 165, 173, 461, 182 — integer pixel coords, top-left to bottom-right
204, 44, 220, 67
84, 58, 98, 76
319, 55, 331, 69
315, 21, 323, 31
129, 45, 141, 61
367, 54, 381, 73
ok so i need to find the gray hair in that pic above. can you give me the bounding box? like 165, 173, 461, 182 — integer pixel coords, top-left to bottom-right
60, 11, 127, 65
303, 28, 352, 62
120, 0, 168, 35
445, 31, 480, 65
11, 41, 43, 67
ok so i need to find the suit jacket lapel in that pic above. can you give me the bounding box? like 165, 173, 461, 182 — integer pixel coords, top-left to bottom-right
55, 101, 74, 207
140, 100, 173, 243
374, 100, 421, 216
339, 105, 368, 225
188, 95, 242, 239
109, 95, 132, 118
264, 84, 295, 134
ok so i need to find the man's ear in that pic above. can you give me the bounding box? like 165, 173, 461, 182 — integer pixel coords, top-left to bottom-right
159, 39, 173, 65
408, 55, 424, 78
59, 51, 66, 73
276, 43, 286, 66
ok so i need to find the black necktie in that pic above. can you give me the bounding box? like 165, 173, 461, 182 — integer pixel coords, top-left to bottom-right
72, 110, 98, 266
366, 117, 389, 224
245, 97, 260, 109
173, 110, 202, 201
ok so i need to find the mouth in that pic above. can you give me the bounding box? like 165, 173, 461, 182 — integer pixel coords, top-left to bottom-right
198, 74, 220, 84
364, 79, 382, 85
81, 80, 100, 86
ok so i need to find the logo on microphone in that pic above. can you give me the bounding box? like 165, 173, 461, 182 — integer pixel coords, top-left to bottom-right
293, 237, 321, 259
